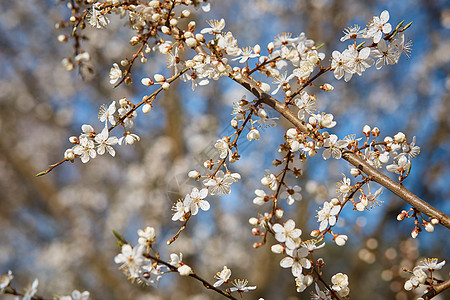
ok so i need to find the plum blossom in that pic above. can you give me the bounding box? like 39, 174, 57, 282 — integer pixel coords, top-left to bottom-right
295, 274, 314, 292
386, 155, 410, 174
203, 170, 240, 195
279, 247, 311, 277
138, 226, 156, 247
114, 244, 145, 278
322, 134, 349, 160
340, 24, 366, 42
253, 189, 268, 205
95, 126, 118, 156
185, 188, 209, 215
272, 219, 302, 249
73, 137, 96, 163
261, 171, 278, 191
317, 201, 341, 232
99, 101, 117, 125
280, 185, 302, 205
213, 266, 231, 287
365, 10, 392, 43
200, 18, 226, 35
109, 63, 122, 84
0, 270, 13, 292
419, 258, 446, 272
88, 3, 110, 29
215, 138, 232, 159
22, 279, 39, 300
229, 279, 257, 293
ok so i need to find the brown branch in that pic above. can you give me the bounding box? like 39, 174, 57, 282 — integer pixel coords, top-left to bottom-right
421, 278, 450, 300
230, 74, 450, 229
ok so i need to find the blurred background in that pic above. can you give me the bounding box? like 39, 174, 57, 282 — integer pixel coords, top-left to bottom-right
0, 0, 449, 299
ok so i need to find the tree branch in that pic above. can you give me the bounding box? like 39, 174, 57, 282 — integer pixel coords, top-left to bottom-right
231, 74, 450, 229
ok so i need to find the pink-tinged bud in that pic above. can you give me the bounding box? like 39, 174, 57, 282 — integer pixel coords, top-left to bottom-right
69, 136, 79, 144
411, 228, 419, 239
397, 212, 406, 221
363, 125, 371, 137
371, 127, 380, 136
252, 228, 260, 235
253, 242, 262, 248
321, 83, 334, 91
311, 230, 320, 237
141, 78, 153, 86
431, 218, 439, 225
271, 244, 284, 254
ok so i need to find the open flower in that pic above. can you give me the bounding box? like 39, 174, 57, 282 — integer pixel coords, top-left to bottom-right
280, 247, 311, 277
272, 219, 302, 249
213, 266, 231, 287
114, 244, 145, 278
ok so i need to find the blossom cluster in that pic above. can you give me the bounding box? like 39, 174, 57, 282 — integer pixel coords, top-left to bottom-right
403, 258, 446, 296
63, 99, 140, 164
0, 270, 90, 300
332, 10, 412, 82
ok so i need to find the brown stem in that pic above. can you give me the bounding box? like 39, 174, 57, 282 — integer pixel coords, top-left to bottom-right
230, 74, 450, 229
421, 278, 450, 300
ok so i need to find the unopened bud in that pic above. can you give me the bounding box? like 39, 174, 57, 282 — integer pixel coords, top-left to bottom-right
397, 212, 406, 221
170, 19, 178, 26
267, 42, 274, 53
424, 222, 434, 232
64, 149, 75, 161
181, 9, 191, 18
321, 83, 334, 91
69, 136, 79, 144
394, 132, 406, 143
161, 26, 170, 35
248, 217, 258, 226
350, 168, 360, 177
185, 37, 198, 48
371, 127, 380, 136
142, 103, 152, 114
311, 230, 320, 237
254, 44, 261, 54
162, 82, 170, 90
431, 218, 439, 225
178, 265, 192, 276
335, 234, 348, 246
151, 13, 161, 22
363, 125, 371, 136
331, 198, 340, 206
275, 208, 284, 219
260, 82, 270, 92
271, 244, 284, 254
411, 227, 419, 239
57, 34, 68, 43
154, 74, 165, 82
188, 170, 200, 179
252, 228, 260, 235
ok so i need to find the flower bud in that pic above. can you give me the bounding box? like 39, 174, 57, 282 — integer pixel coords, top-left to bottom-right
411, 227, 419, 239
267, 42, 274, 53
248, 217, 258, 226
188, 170, 200, 179
254, 44, 261, 54
335, 235, 348, 246
149, 0, 160, 8
178, 265, 192, 276
371, 127, 380, 136
154, 74, 165, 82
69, 136, 79, 144
185, 37, 198, 48
260, 82, 270, 92
142, 103, 152, 114
350, 168, 360, 177
141, 78, 153, 86
121, 59, 129, 66
431, 218, 439, 225
424, 222, 434, 232
311, 230, 320, 237
363, 125, 371, 136
275, 208, 284, 219
252, 228, 260, 235
64, 149, 75, 161
394, 132, 406, 143
397, 212, 406, 221
161, 26, 170, 35
57, 34, 68, 43
356, 202, 366, 212
321, 83, 334, 91
331, 198, 340, 206
271, 244, 284, 254
151, 13, 161, 22
181, 9, 191, 18
162, 82, 170, 90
